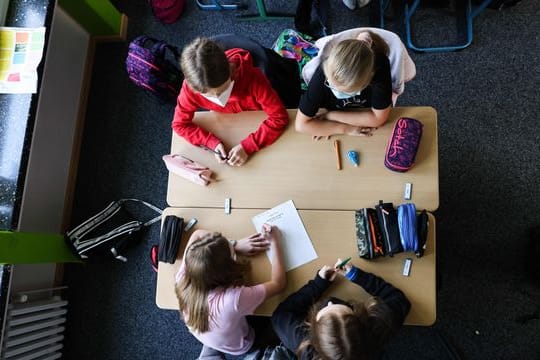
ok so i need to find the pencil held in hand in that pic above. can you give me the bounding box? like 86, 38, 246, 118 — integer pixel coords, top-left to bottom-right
334, 140, 342, 170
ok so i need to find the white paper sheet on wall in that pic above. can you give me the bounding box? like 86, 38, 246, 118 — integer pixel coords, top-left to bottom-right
0, 27, 46, 94
251, 200, 317, 272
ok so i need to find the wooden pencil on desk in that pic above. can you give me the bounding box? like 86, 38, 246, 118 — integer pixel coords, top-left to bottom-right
334, 140, 342, 170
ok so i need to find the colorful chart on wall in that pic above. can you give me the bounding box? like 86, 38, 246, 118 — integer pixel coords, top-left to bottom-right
0, 27, 46, 94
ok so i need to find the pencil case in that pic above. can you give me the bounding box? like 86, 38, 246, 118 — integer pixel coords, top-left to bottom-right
384, 117, 423, 172
375, 200, 402, 257
397, 203, 419, 254
162, 154, 214, 186
159, 215, 184, 264
416, 210, 429, 258
355, 208, 386, 259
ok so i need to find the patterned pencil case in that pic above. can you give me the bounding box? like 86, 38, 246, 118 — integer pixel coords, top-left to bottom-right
162, 154, 214, 186
355, 208, 386, 259
384, 117, 423, 172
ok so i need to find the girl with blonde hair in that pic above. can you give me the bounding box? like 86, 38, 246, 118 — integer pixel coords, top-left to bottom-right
296, 31, 393, 138
271, 259, 410, 359
176, 225, 286, 359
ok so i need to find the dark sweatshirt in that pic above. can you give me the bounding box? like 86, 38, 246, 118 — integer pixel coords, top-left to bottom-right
271, 266, 411, 359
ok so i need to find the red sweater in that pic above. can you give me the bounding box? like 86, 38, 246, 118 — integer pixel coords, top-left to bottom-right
172, 48, 289, 155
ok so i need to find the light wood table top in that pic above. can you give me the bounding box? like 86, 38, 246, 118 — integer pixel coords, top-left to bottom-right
167, 107, 439, 212
156, 207, 436, 326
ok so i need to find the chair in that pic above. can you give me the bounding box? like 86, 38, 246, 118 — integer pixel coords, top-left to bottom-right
378, 0, 494, 52
301, 28, 416, 105
211, 34, 302, 108
196, 0, 241, 11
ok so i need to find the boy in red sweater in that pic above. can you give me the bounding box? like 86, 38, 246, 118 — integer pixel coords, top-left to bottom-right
172, 37, 289, 166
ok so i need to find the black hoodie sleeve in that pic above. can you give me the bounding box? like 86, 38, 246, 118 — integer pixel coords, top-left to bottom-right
271, 272, 331, 352
346, 266, 411, 327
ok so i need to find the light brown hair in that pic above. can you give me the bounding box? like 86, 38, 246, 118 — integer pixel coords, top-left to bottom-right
322, 31, 389, 92
175, 232, 248, 333
180, 37, 230, 93
297, 297, 395, 360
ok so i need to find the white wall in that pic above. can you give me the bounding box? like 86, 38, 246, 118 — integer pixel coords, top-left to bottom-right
12, 6, 89, 293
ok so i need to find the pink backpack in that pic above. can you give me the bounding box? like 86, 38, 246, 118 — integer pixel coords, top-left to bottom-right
149, 0, 184, 24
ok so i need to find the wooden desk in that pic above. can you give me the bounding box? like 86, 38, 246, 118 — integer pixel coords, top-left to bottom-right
156, 208, 436, 326
167, 107, 439, 211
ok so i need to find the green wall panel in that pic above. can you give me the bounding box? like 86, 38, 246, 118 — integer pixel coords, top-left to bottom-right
58, 0, 123, 37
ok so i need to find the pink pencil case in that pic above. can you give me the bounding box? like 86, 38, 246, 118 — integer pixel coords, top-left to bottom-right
162, 154, 214, 186
384, 117, 423, 172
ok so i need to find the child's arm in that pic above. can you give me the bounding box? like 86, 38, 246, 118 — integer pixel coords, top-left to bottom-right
325, 106, 391, 128
172, 82, 223, 151
343, 265, 411, 325
238, 70, 289, 155
295, 109, 374, 137
260, 224, 287, 299
271, 269, 333, 352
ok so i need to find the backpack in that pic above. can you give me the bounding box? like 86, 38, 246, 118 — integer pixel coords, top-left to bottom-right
149, 0, 185, 23
272, 29, 319, 90
126, 35, 183, 103
66, 199, 162, 262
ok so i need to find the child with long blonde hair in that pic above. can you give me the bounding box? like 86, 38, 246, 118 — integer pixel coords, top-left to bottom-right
176, 225, 285, 359
296, 31, 393, 138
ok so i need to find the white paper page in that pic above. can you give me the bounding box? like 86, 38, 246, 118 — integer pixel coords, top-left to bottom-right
251, 200, 317, 271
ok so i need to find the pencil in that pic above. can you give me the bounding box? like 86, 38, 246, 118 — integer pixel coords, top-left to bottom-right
334, 140, 342, 170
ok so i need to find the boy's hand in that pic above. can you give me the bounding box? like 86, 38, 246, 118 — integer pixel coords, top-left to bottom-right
227, 144, 248, 166
214, 143, 228, 163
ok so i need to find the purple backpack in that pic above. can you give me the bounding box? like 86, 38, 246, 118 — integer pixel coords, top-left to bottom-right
149, 0, 185, 24
384, 117, 423, 172
126, 35, 183, 103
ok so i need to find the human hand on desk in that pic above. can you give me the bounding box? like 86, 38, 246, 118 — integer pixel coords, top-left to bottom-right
318, 265, 337, 281
347, 126, 376, 137
261, 224, 280, 243
227, 144, 248, 167
235, 233, 270, 256
214, 143, 228, 164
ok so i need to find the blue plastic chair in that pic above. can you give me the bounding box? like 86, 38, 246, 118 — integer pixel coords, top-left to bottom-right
379, 0, 493, 53
196, 0, 242, 11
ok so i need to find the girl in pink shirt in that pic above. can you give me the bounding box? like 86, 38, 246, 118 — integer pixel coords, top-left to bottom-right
175, 225, 286, 358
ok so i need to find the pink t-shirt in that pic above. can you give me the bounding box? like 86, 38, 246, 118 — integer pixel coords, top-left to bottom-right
176, 263, 266, 355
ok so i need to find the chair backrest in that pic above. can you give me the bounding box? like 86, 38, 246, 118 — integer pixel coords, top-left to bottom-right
211, 34, 302, 108
302, 28, 416, 104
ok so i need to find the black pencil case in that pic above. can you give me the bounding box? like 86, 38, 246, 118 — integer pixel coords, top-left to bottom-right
159, 215, 184, 263
375, 200, 403, 257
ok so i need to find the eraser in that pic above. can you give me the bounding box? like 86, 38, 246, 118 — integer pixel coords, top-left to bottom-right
225, 198, 231, 214
184, 218, 198, 232
402, 258, 412, 276
404, 183, 412, 200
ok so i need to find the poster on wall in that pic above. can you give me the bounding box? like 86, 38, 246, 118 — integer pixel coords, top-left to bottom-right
0, 27, 46, 94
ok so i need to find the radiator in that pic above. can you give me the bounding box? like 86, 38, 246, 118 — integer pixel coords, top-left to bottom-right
2, 296, 67, 360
